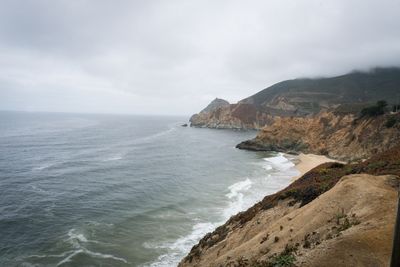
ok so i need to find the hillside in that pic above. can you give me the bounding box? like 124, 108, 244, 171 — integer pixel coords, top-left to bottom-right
198, 98, 230, 113
179, 145, 400, 266
236, 109, 400, 161
190, 67, 400, 129
240, 67, 400, 115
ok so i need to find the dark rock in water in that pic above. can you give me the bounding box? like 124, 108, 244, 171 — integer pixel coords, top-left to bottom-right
236, 140, 271, 151
236, 139, 300, 155
181, 123, 188, 127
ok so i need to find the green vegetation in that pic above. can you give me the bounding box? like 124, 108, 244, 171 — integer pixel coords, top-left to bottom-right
335, 209, 346, 225
271, 145, 400, 208
392, 104, 400, 112
360, 100, 388, 117
385, 116, 397, 128
268, 244, 297, 267
268, 254, 295, 267
367, 160, 387, 169
333, 210, 361, 232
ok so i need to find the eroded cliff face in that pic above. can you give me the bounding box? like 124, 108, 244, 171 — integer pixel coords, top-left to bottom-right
237, 111, 400, 161
179, 146, 400, 267
190, 103, 275, 129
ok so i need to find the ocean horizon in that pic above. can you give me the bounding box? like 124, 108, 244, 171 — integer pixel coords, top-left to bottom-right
0, 111, 299, 266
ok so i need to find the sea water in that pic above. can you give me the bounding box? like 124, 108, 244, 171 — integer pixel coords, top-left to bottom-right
0, 111, 299, 266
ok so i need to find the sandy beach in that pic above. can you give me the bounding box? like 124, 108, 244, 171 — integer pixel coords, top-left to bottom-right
292, 153, 341, 181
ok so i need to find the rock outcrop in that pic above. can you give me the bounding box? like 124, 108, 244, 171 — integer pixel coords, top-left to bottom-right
237, 111, 400, 161
179, 145, 400, 267
190, 102, 274, 129
190, 68, 400, 129
199, 98, 230, 114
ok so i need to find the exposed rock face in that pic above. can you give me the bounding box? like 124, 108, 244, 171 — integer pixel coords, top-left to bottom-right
190, 68, 400, 129
190, 102, 274, 129
179, 146, 400, 266
237, 111, 400, 161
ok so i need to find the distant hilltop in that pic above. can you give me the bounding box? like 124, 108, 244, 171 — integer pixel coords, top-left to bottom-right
190, 67, 400, 129
199, 98, 230, 114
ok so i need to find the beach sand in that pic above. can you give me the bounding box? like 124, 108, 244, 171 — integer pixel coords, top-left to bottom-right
292, 153, 341, 181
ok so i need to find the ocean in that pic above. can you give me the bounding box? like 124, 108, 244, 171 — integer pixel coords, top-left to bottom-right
0, 111, 299, 266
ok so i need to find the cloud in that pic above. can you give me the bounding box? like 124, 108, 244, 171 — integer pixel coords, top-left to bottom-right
1, 0, 400, 115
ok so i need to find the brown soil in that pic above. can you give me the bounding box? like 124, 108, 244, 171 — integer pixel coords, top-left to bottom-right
179, 145, 400, 267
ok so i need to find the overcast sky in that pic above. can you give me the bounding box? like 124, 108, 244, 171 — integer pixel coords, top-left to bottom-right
1, 0, 400, 115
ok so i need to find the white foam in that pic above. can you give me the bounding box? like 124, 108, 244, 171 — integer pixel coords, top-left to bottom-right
144, 222, 217, 267
103, 155, 123, 161
32, 163, 54, 171
56, 250, 83, 266
263, 164, 273, 171
146, 154, 299, 267
223, 178, 255, 219
86, 221, 114, 227
55, 249, 128, 266
66, 229, 100, 248
171, 222, 216, 251
83, 249, 128, 263
28, 251, 74, 259
226, 178, 252, 199
67, 229, 88, 244
133, 126, 176, 145
263, 153, 295, 170
53, 229, 128, 266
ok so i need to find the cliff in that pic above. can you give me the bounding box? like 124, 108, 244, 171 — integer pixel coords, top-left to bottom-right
237, 110, 400, 161
179, 145, 400, 266
190, 67, 400, 129
190, 102, 274, 129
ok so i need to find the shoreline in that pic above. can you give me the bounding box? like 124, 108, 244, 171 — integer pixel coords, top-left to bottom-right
292, 153, 341, 181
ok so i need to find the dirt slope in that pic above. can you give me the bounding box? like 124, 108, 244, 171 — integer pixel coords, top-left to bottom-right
180, 174, 398, 267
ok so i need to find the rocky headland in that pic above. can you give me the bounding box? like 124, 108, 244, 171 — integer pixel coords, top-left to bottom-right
190, 98, 274, 129
237, 109, 400, 161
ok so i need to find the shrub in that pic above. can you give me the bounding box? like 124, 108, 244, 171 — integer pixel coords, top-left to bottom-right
268, 244, 297, 267
268, 254, 295, 267
377, 100, 388, 108
360, 100, 388, 117
385, 116, 397, 128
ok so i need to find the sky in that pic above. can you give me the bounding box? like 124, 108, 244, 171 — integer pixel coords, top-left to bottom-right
1, 0, 400, 116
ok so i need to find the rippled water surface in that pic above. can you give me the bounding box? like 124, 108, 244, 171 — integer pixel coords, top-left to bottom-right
0, 111, 298, 266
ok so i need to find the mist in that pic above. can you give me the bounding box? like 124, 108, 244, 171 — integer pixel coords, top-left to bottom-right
1, 0, 400, 115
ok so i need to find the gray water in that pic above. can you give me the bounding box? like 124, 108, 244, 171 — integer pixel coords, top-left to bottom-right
0, 111, 299, 266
